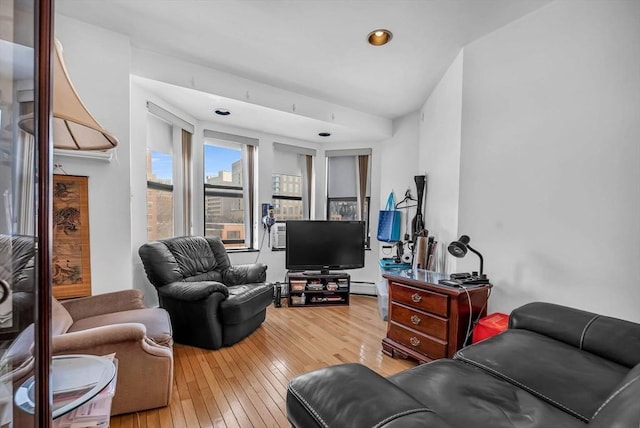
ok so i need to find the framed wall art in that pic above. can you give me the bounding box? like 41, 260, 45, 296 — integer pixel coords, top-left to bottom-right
52, 174, 91, 299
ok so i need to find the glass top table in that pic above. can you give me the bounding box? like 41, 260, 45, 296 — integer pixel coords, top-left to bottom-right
15, 354, 116, 419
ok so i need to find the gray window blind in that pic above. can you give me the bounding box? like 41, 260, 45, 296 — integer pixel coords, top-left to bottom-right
327, 156, 357, 198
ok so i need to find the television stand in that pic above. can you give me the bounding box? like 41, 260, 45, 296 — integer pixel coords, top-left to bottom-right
287, 271, 350, 307
302, 270, 332, 276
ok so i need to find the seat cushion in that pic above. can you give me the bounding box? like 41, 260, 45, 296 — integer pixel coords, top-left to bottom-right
455, 329, 628, 422
67, 307, 173, 347
220, 283, 274, 325
389, 359, 586, 428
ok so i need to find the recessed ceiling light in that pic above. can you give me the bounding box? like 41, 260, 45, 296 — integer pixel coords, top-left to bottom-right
318, 132, 331, 137
215, 109, 231, 116
368, 29, 393, 46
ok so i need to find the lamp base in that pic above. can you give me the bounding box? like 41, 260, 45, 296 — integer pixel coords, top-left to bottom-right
443, 272, 490, 286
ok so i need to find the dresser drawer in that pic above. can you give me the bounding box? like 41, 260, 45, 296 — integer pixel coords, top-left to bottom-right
389, 302, 448, 340
387, 323, 448, 360
390, 282, 449, 317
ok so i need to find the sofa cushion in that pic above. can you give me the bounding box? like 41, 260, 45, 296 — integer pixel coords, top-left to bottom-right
455, 329, 627, 422
220, 283, 274, 325
388, 359, 585, 428
510, 302, 640, 367
67, 308, 173, 347
52, 298, 73, 335
287, 363, 451, 428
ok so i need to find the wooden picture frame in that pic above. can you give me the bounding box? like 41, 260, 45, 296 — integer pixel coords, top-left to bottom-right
52, 174, 92, 299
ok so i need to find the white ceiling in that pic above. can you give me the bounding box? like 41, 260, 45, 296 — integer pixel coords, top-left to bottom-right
55, 0, 551, 143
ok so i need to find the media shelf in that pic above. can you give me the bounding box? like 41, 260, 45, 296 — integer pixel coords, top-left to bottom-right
287, 271, 350, 307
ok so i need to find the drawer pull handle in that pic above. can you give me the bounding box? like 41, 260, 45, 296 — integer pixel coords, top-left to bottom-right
410, 315, 421, 325
411, 293, 422, 303
409, 337, 421, 347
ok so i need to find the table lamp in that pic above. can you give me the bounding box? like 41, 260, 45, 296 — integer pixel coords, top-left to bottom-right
448, 235, 484, 276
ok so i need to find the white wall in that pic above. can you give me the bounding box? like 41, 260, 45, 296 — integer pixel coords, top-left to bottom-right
377, 112, 422, 247
418, 51, 464, 274
455, 0, 640, 321
54, 16, 132, 297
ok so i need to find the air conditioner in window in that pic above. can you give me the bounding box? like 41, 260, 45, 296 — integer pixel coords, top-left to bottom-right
271, 223, 287, 249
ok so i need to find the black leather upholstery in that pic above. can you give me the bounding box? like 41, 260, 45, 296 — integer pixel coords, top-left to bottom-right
0, 234, 36, 336
509, 301, 640, 367
389, 359, 585, 428
287, 363, 454, 428
139, 236, 273, 349
456, 329, 627, 422
286, 302, 640, 428
590, 363, 640, 428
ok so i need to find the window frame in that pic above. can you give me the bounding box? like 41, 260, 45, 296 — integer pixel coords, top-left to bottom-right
202, 132, 258, 250
145, 102, 194, 240
203, 181, 246, 247
271, 175, 304, 222
271, 143, 315, 223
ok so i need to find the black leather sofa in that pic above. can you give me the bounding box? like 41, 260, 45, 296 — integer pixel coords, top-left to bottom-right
287, 302, 640, 427
138, 235, 274, 349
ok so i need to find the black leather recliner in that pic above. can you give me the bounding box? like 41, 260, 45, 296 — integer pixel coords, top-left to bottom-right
138, 235, 274, 350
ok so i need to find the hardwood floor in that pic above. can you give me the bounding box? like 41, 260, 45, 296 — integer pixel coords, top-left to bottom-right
109, 295, 415, 428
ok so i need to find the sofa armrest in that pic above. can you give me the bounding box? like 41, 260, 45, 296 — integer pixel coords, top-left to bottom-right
510, 302, 640, 367
62, 289, 146, 320
159, 281, 229, 301
223, 263, 267, 285
53, 323, 146, 351
52, 323, 174, 415
53, 323, 171, 357
287, 363, 451, 428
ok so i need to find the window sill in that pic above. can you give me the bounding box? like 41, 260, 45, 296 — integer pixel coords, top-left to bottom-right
226, 248, 259, 254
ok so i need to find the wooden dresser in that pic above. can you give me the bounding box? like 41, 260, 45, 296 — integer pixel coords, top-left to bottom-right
382, 270, 491, 363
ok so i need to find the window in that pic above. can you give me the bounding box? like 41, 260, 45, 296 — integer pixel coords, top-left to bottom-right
326, 150, 371, 248
204, 131, 257, 249
146, 150, 174, 240
272, 173, 303, 221
272, 143, 314, 222
145, 102, 194, 240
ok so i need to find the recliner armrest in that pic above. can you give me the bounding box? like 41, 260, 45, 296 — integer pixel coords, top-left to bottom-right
159, 281, 229, 301
287, 363, 450, 428
223, 263, 267, 285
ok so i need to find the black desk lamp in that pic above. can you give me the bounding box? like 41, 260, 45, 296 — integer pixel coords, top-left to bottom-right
448, 235, 484, 276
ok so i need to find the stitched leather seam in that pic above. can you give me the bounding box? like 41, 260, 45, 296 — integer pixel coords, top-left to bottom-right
287, 385, 329, 428
591, 373, 640, 419
456, 353, 588, 422
372, 408, 435, 428
579, 315, 600, 350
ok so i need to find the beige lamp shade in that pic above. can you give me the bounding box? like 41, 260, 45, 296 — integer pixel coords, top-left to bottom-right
19, 39, 118, 150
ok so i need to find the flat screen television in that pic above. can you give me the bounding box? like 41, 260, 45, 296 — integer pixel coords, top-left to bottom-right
285, 220, 365, 274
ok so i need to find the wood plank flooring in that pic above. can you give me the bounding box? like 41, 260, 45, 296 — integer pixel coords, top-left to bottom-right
109, 295, 416, 428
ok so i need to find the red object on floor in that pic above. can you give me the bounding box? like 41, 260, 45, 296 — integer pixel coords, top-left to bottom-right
473, 312, 510, 343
